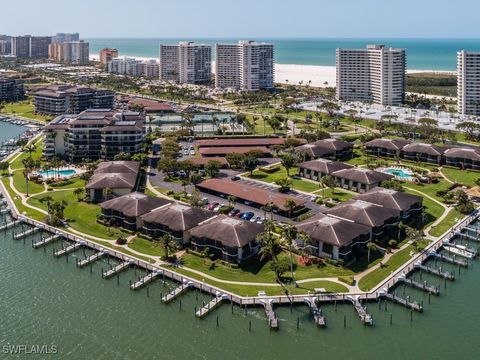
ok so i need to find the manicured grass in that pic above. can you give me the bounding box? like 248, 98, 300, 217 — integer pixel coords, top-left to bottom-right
48, 177, 85, 190
179, 252, 353, 284
358, 246, 413, 291
429, 208, 465, 237
0, 176, 45, 221
10, 138, 44, 171
441, 167, 480, 187
93, 239, 155, 264
404, 188, 445, 229
250, 166, 320, 193
0, 100, 52, 122
27, 190, 129, 240
314, 187, 356, 202
128, 237, 165, 257
404, 180, 452, 203
11, 171, 44, 195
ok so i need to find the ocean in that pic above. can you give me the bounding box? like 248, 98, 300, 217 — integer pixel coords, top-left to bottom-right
86, 38, 480, 71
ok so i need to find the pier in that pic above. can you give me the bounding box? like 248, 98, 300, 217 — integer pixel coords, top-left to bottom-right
260, 300, 278, 329
54, 242, 83, 257
33, 234, 62, 249
13, 226, 41, 240
429, 251, 468, 267
456, 232, 480, 243
103, 261, 132, 278
398, 275, 439, 295
77, 251, 108, 268
162, 281, 193, 303
131, 270, 162, 290
196, 293, 228, 318
347, 295, 373, 325
306, 297, 326, 327
0, 219, 22, 230
414, 262, 455, 280
443, 244, 476, 259
0, 208, 10, 214
379, 291, 423, 312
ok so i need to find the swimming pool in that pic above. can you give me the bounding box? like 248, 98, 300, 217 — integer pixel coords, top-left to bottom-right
37, 169, 77, 179
384, 167, 414, 180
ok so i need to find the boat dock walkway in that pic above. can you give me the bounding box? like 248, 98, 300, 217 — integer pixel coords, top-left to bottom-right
398, 275, 439, 295
196, 293, 228, 318
103, 261, 132, 278
429, 251, 468, 267
347, 296, 373, 325
456, 231, 480, 243
261, 300, 278, 329
33, 234, 62, 249
162, 281, 192, 303
77, 251, 107, 268
306, 297, 326, 327
379, 291, 423, 312
414, 262, 455, 280
13, 226, 41, 240
131, 270, 161, 290
0, 219, 22, 230
54, 242, 83, 257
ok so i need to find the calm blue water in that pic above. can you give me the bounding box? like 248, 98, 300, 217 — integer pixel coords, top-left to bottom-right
385, 168, 413, 179
38, 169, 77, 178
86, 38, 480, 70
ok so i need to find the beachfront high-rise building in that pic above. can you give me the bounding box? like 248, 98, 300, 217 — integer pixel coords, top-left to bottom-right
0, 77, 25, 102
159, 42, 212, 84
159, 45, 179, 82
107, 57, 159, 79
49, 40, 89, 65
215, 41, 275, 91
336, 44, 406, 105
99, 48, 119, 66
457, 51, 480, 116
11, 35, 52, 58
0, 35, 12, 55
52, 33, 80, 44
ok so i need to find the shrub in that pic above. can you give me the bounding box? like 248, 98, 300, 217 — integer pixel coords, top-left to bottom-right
260, 166, 280, 174
116, 237, 127, 245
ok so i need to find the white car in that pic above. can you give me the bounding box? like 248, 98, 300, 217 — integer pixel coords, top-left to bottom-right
190, 150, 195, 155
213, 204, 224, 212
183, 149, 189, 155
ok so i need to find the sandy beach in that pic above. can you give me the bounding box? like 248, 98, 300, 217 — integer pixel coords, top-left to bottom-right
90, 54, 455, 88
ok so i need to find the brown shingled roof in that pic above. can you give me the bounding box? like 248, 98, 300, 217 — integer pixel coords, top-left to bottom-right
296, 213, 371, 247
190, 215, 264, 248
353, 187, 423, 212
332, 167, 393, 185
95, 161, 140, 174
141, 203, 215, 232
86, 172, 138, 190
444, 147, 480, 161
365, 138, 412, 150
298, 159, 353, 174
402, 142, 447, 156
100, 192, 171, 218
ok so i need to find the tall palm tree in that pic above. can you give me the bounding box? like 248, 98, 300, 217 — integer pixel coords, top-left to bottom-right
160, 233, 174, 259
280, 224, 306, 286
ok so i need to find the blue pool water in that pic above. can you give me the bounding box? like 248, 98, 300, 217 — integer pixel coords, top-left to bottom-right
38, 169, 77, 178
385, 168, 413, 179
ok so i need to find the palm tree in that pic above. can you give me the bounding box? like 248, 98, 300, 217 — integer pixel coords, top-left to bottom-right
257, 220, 282, 283
22, 144, 37, 159
73, 187, 85, 201
280, 224, 304, 286
103, 187, 113, 201
283, 199, 297, 218
227, 195, 237, 208
160, 233, 174, 259
22, 157, 34, 196
366, 241, 376, 264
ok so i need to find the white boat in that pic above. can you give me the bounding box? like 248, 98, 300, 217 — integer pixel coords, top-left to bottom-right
443, 245, 475, 259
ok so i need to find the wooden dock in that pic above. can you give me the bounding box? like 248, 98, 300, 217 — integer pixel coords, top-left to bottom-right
131, 270, 162, 290
347, 296, 373, 325
305, 297, 326, 327
54, 242, 82, 257
398, 275, 439, 295
456, 231, 480, 243
13, 226, 41, 240
429, 251, 468, 267
414, 262, 455, 280
77, 251, 107, 268
0, 219, 21, 230
379, 291, 423, 312
162, 281, 192, 303
261, 300, 278, 329
103, 261, 131, 278
33, 234, 61, 249
196, 293, 228, 318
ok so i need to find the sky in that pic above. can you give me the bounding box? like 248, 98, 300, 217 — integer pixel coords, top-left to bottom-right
1, 0, 478, 39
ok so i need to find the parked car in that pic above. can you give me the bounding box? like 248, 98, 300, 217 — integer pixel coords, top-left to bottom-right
213, 203, 224, 212
231, 176, 240, 181
200, 197, 209, 206
256, 217, 265, 224
190, 150, 195, 155
177, 170, 186, 177
236, 212, 244, 218
228, 209, 240, 217
241, 211, 254, 220
183, 149, 189, 155
250, 216, 260, 222
207, 202, 219, 211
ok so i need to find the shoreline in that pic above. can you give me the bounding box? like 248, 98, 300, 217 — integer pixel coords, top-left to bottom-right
89, 54, 456, 88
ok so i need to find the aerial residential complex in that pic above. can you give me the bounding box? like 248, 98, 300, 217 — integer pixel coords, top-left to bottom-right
32, 84, 115, 115
11, 35, 52, 58
159, 42, 212, 84
457, 50, 480, 115
43, 109, 145, 161
0, 77, 25, 102
48, 40, 90, 65
336, 44, 406, 105
107, 57, 159, 78
215, 41, 275, 91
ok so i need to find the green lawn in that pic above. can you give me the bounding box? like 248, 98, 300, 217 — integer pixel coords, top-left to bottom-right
358, 246, 413, 291
12, 171, 44, 195
441, 167, 480, 187
429, 208, 465, 237
249, 166, 320, 193
27, 190, 129, 240
313, 187, 356, 202
404, 188, 445, 229
404, 180, 452, 203
0, 176, 45, 221
128, 237, 165, 257
10, 138, 44, 171
0, 100, 53, 122
48, 177, 85, 190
